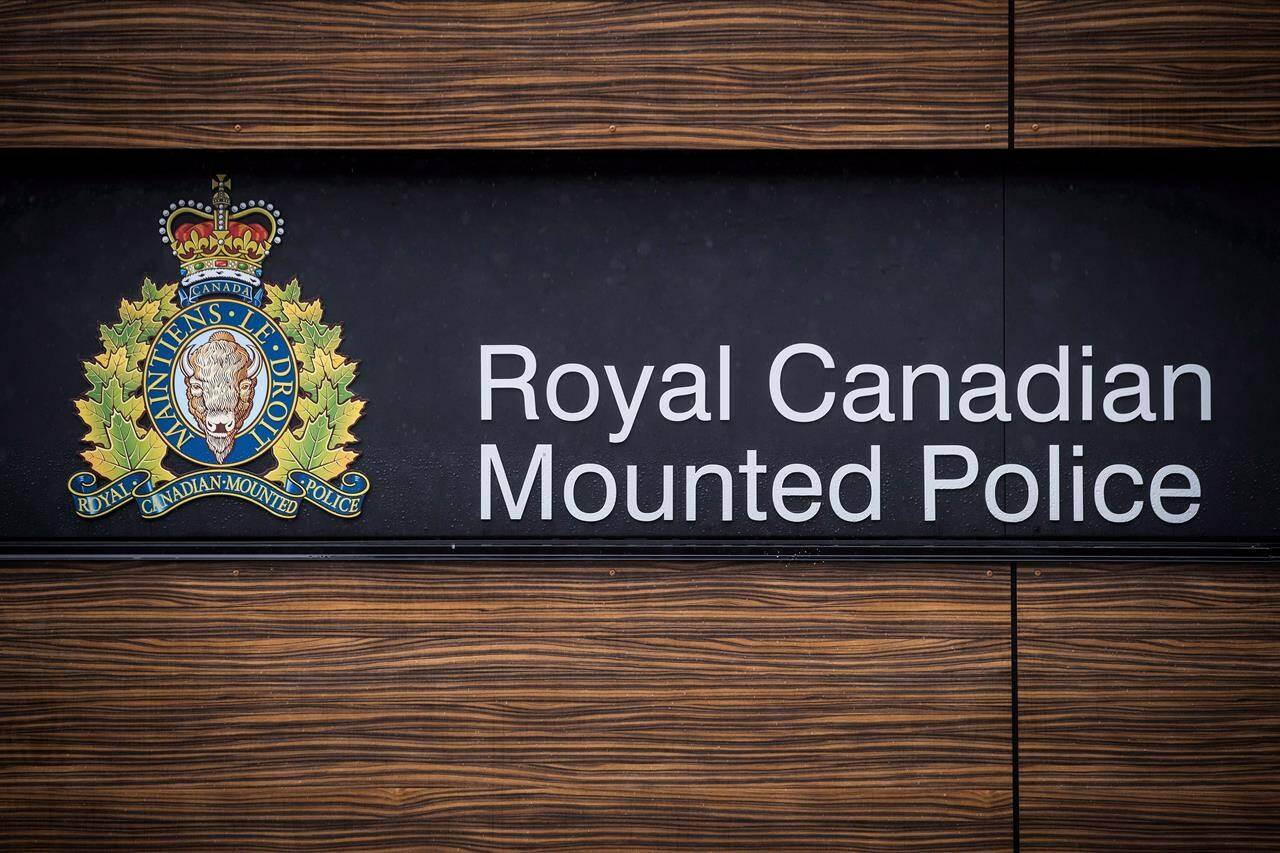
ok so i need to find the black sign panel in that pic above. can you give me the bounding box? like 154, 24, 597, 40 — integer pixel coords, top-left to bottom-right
0, 152, 1276, 554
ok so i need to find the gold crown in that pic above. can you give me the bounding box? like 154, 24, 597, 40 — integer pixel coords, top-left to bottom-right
160, 175, 283, 283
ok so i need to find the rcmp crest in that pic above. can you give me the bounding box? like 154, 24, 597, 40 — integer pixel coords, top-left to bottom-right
68, 176, 369, 520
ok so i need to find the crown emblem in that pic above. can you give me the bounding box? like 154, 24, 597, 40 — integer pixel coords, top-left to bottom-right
160, 175, 284, 307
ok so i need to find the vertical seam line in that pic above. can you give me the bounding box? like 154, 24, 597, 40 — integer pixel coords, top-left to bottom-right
1011, 560, 1020, 851
1009, 0, 1016, 148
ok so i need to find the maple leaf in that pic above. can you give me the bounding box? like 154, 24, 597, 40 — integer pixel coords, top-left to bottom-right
265, 412, 358, 483
138, 278, 179, 322
82, 410, 173, 483
263, 279, 302, 323
279, 298, 324, 342
100, 319, 148, 368
300, 347, 357, 398
292, 321, 342, 368
75, 378, 144, 445
119, 296, 164, 340
85, 347, 143, 400
296, 379, 364, 445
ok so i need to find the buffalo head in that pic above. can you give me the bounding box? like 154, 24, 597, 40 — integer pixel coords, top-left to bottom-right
181, 331, 259, 462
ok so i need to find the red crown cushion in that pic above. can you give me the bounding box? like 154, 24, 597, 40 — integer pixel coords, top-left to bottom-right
174, 218, 269, 243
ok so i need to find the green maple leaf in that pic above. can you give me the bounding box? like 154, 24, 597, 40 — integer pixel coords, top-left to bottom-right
279, 298, 324, 343
139, 278, 179, 320
263, 279, 302, 323
300, 348, 357, 398
82, 410, 172, 483
118, 297, 164, 340
75, 378, 144, 445
265, 412, 358, 484
296, 379, 364, 445
73, 278, 187, 487
100, 319, 147, 367
122, 275, 180, 341
85, 347, 143, 399
291, 321, 341, 367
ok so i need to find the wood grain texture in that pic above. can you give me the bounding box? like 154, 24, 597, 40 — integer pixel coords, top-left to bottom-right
0, 560, 1012, 849
0, 0, 1008, 149
1015, 1, 1280, 146
1018, 563, 1280, 849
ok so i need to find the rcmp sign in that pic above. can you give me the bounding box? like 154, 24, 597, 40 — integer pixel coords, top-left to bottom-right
0, 154, 1266, 547
68, 176, 370, 520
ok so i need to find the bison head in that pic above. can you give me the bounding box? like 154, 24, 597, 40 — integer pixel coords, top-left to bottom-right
181, 331, 259, 463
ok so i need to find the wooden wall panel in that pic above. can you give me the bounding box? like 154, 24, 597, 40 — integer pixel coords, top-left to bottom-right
1015, 1, 1280, 146
0, 561, 1012, 849
1018, 563, 1280, 849
0, 1, 1008, 149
